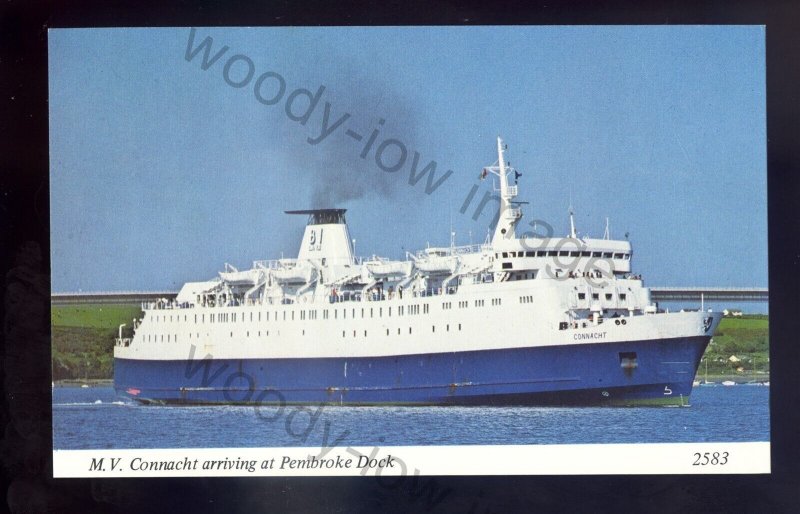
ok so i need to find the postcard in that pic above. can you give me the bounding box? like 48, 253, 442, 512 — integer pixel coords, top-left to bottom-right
49, 26, 769, 479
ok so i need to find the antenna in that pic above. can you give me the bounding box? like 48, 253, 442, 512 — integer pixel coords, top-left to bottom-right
568, 190, 576, 239
449, 209, 454, 249
604, 217, 610, 240
569, 207, 576, 239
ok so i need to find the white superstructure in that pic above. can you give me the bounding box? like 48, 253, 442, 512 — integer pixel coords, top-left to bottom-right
115, 138, 712, 364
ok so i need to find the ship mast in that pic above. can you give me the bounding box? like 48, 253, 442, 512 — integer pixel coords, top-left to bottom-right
490, 136, 522, 243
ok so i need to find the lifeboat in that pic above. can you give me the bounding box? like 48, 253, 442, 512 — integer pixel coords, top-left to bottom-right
218, 268, 262, 285
416, 256, 458, 273
365, 259, 412, 277
272, 264, 314, 284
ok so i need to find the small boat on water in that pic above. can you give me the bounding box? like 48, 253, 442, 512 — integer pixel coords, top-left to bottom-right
721, 380, 736, 386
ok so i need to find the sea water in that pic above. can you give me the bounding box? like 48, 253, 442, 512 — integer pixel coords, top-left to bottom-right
52, 385, 769, 450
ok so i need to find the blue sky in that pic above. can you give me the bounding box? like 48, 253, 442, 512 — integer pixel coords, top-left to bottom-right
49, 26, 766, 306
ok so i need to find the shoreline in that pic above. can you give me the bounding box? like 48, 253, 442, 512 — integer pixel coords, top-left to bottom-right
53, 378, 113, 387
695, 372, 770, 384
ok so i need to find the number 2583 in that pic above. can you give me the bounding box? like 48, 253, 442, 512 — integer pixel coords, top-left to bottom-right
693, 452, 728, 466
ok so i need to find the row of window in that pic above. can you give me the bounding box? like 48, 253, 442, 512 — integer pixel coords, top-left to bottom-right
150, 299, 504, 325
497, 250, 630, 260
576, 292, 627, 301
342, 323, 464, 338
145, 320, 472, 344
147, 330, 278, 343
520, 295, 534, 304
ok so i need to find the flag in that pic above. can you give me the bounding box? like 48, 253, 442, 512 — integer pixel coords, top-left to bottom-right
479, 168, 488, 180
514, 170, 522, 180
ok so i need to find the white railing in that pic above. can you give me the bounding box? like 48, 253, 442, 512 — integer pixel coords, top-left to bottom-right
253, 259, 280, 270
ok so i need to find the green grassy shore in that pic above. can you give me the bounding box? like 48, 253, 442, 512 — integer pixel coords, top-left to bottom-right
51, 303, 769, 382
701, 315, 769, 381
52, 303, 142, 380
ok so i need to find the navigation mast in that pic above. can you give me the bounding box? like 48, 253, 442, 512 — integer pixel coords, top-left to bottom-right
490, 136, 522, 243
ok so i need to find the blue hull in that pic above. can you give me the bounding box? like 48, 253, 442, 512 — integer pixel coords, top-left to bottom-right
114, 337, 709, 406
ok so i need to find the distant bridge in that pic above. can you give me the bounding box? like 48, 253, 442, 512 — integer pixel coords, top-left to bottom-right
51, 291, 178, 305
649, 287, 768, 303
51, 287, 768, 305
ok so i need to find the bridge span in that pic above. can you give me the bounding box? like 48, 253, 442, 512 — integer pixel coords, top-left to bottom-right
51, 287, 768, 305
650, 287, 768, 302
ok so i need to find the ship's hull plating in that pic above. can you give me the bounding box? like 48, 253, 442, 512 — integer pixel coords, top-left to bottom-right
114, 336, 709, 407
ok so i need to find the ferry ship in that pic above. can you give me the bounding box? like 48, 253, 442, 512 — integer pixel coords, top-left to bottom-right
114, 137, 721, 406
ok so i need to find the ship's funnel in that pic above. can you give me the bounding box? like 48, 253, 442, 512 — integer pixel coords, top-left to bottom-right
286, 209, 355, 265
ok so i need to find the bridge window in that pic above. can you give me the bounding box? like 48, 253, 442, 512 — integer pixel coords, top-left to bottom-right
614, 253, 624, 259
581, 251, 590, 257
603, 252, 612, 258
592, 252, 601, 257
526, 251, 534, 257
